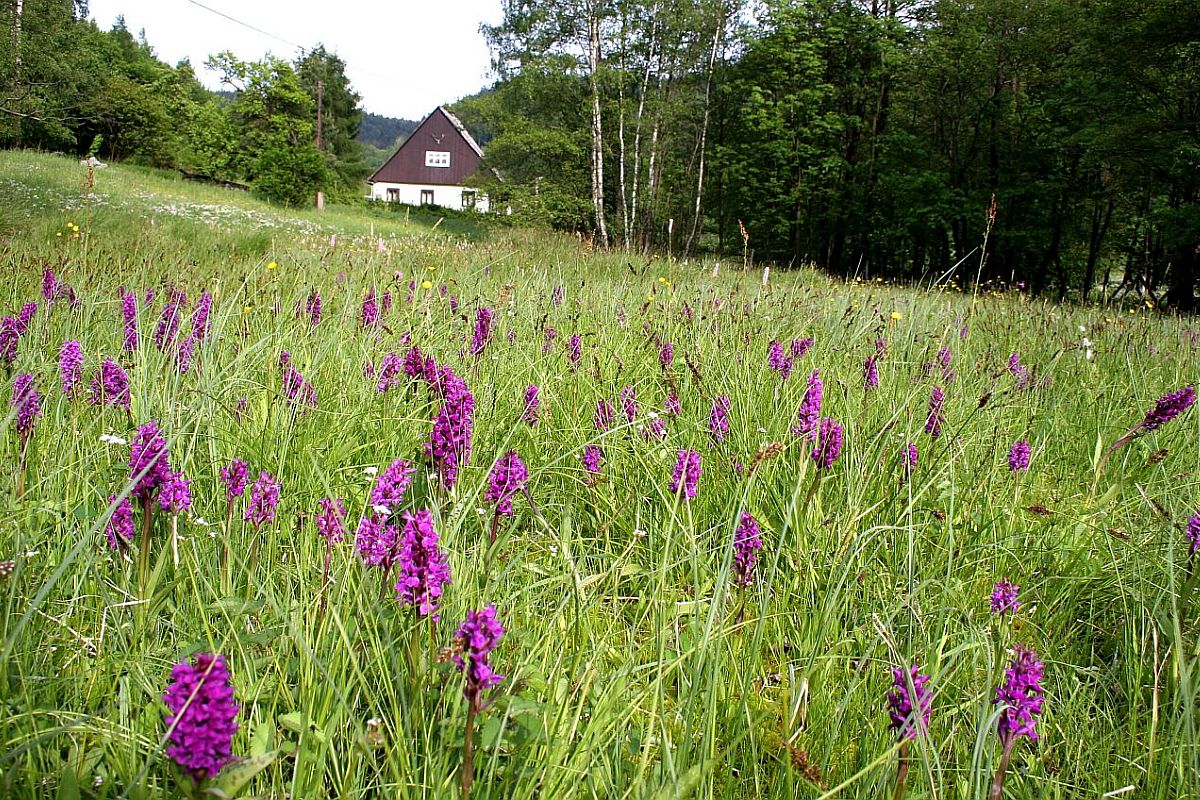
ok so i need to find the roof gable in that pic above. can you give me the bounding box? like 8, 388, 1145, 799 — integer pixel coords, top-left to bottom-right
368, 106, 484, 186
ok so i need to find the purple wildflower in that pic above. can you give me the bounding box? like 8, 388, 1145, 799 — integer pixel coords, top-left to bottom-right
395, 509, 452, 618
375, 353, 404, 393
812, 417, 844, 469
582, 445, 603, 474
315, 498, 347, 543
0, 316, 19, 366
162, 652, 239, 780
470, 307, 494, 356
360, 289, 379, 329
160, 470, 192, 514
594, 399, 615, 432
792, 337, 813, 359
105, 494, 135, 549
453, 605, 505, 702
305, 288, 321, 326
732, 512, 763, 587
567, 334, 581, 371
886, 666, 933, 741
522, 385, 540, 425
925, 386, 945, 438
192, 290, 213, 342
244, 471, 281, 527
425, 368, 475, 488
659, 341, 674, 368
59, 340, 83, 395
552, 285, 564, 306
767, 340, 786, 373
901, 443, 918, 480
11, 373, 41, 443
87, 358, 130, 411
664, 391, 682, 417
1188, 512, 1200, 556
542, 327, 558, 354
355, 514, 398, 567
936, 346, 952, 368
120, 289, 138, 352
620, 385, 638, 422
42, 268, 57, 301
709, 395, 731, 443
1008, 439, 1031, 472
153, 287, 186, 352
130, 421, 171, 500
15, 302, 36, 333
670, 449, 702, 500
793, 370, 823, 438
1142, 386, 1195, 431
282, 363, 317, 412
175, 335, 195, 374
990, 579, 1020, 617
864, 355, 879, 390
642, 416, 667, 440
993, 646, 1046, 745
369, 459, 415, 516
220, 459, 249, 499
449, 295, 459, 314
486, 451, 529, 517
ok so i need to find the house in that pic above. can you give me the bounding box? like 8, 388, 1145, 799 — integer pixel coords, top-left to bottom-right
367, 106, 489, 212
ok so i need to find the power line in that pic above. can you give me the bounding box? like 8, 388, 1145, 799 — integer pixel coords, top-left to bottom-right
183, 0, 306, 53
178, 0, 430, 89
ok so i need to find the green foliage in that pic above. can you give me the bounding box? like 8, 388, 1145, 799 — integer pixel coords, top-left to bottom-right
2, 150, 1200, 798
207, 52, 328, 204
295, 45, 370, 198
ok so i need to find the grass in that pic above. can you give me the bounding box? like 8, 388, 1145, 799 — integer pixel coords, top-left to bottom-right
0, 148, 1198, 799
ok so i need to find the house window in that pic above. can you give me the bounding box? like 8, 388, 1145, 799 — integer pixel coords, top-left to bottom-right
461, 190, 477, 210
386, 188, 400, 202
425, 151, 451, 168
420, 189, 435, 205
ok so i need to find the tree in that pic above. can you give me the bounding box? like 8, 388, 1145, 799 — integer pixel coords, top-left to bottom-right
295, 45, 369, 198
206, 51, 327, 205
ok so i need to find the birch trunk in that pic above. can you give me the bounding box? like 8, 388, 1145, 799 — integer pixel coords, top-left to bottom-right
684, 4, 726, 256
588, 10, 610, 247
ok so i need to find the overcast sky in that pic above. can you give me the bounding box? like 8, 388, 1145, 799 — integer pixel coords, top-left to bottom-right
87, 0, 502, 120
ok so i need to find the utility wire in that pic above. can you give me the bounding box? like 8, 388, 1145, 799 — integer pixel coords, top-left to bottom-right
179, 0, 431, 90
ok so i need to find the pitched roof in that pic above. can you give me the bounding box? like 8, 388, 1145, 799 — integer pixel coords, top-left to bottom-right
367, 106, 484, 186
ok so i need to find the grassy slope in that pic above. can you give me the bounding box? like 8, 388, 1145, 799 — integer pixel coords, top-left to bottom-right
0, 150, 1198, 799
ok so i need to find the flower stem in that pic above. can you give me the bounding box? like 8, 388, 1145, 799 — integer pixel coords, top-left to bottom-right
138, 496, 153, 597
892, 741, 910, 800
989, 738, 1015, 800
461, 701, 478, 800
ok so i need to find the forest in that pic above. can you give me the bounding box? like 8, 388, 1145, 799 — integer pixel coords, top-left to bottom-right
3, 0, 1198, 308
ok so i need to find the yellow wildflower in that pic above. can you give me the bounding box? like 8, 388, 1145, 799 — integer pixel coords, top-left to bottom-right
422, 280, 433, 290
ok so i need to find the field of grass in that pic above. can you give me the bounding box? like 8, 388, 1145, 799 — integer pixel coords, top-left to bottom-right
1, 149, 1198, 799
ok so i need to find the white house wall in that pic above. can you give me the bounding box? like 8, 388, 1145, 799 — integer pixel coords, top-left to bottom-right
369, 182, 489, 213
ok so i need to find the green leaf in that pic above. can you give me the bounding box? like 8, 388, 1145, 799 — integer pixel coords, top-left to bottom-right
207, 752, 277, 799
55, 765, 79, 800
480, 717, 504, 749
249, 717, 274, 758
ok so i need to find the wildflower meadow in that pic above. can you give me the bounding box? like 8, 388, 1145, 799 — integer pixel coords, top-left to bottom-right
1, 151, 1199, 798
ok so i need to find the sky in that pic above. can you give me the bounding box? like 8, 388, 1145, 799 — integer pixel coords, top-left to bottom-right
87, 0, 502, 120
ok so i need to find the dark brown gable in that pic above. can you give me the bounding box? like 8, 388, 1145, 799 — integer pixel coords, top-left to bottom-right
368, 107, 482, 186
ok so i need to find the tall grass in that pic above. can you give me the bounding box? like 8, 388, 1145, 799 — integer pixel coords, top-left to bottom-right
0, 150, 1197, 798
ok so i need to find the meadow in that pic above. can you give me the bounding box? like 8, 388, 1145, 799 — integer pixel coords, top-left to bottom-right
1, 150, 1198, 799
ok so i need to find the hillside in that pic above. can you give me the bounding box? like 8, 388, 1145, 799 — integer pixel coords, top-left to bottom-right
1, 149, 1198, 800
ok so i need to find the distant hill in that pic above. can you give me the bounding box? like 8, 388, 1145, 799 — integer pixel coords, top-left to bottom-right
358, 113, 419, 150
